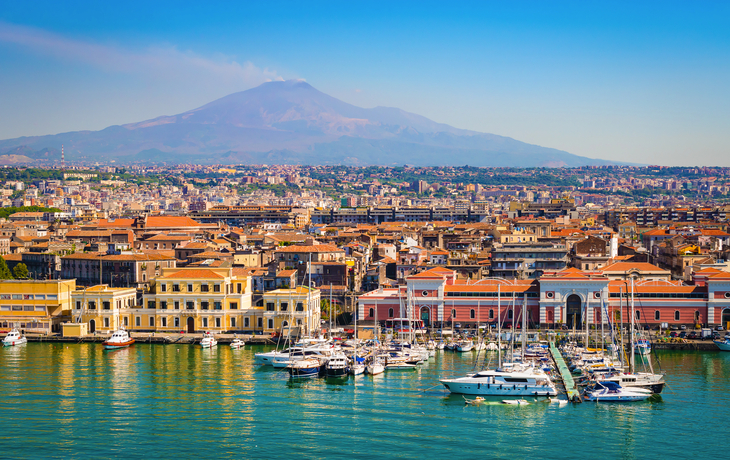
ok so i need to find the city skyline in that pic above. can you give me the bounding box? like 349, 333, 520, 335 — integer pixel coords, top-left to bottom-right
1, 1, 729, 166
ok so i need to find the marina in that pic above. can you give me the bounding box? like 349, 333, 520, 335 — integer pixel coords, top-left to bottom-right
1, 340, 730, 459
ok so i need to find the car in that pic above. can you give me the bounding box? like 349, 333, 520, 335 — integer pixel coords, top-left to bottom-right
669, 331, 678, 338
687, 331, 699, 340
670, 325, 679, 331
716, 326, 725, 331
680, 325, 687, 330
679, 331, 687, 339
711, 332, 722, 340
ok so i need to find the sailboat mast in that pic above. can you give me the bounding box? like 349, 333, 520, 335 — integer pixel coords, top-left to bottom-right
521, 296, 526, 360
497, 285, 501, 368
329, 283, 333, 340
630, 277, 636, 372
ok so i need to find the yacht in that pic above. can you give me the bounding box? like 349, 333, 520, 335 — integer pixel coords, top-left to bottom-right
594, 370, 666, 394
102, 329, 134, 350
325, 352, 350, 378
583, 381, 653, 402
200, 332, 218, 348
456, 341, 474, 352
288, 358, 322, 379
440, 366, 557, 397
714, 337, 730, 351
2, 329, 27, 347
230, 338, 245, 349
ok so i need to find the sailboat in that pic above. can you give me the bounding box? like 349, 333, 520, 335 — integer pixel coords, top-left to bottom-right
350, 297, 365, 376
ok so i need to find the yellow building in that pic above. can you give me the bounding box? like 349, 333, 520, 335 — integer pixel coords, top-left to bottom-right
143, 267, 256, 333
0, 279, 76, 333
262, 286, 321, 336
71, 285, 137, 333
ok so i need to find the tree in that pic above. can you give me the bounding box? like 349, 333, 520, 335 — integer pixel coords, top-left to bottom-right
0, 256, 12, 280
12, 263, 30, 280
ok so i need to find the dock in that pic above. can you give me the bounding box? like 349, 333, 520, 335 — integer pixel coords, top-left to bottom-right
549, 341, 582, 403
22, 332, 280, 346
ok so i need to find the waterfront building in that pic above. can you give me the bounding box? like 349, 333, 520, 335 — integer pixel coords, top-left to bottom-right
0, 279, 76, 333
142, 267, 256, 333
61, 252, 177, 289
71, 285, 137, 333
262, 286, 321, 335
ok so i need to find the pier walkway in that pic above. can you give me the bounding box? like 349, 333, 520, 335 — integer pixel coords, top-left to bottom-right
549, 341, 581, 403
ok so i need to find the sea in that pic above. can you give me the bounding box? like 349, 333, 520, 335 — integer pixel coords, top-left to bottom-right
0, 343, 727, 459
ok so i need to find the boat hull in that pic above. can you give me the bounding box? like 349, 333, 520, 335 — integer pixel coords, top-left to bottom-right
326, 367, 349, 378
289, 366, 320, 379
714, 340, 730, 351
3, 338, 27, 347
440, 380, 557, 396
103, 339, 135, 350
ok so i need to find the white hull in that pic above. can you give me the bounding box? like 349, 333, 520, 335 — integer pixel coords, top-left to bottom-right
3, 337, 27, 347
441, 381, 557, 396
367, 363, 385, 375
350, 364, 365, 376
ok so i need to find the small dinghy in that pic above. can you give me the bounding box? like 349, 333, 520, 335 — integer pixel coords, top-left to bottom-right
464, 396, 486, 405
501, 399, 530, 405
230, 338, 245, 349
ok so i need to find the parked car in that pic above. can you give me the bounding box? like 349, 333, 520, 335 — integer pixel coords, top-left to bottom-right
687, 331, 699, 340
680, 325, 687, 330
679, 331, 687, 339
669, 331, 678, 338
670, 325, 679, 331
716, 326, 725, 331
711, 332, 722, 340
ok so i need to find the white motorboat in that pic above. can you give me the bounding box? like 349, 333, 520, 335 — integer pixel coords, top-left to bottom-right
366, 357, 385, 375
325, 352, 349, 378
2, 328, 27, 347
385, 362, 418, 371
230, 338, 245, 349
102, 329, 134, 350
436, 341, 446, 350
485, 342, 499, 351
501, 399, 530, 405
714, 338, 730, 351
440, 367, 557, 397
456, 341, 474, 352
583, 381, 653, 402
594, 371, 666, 394
200, 331, 218, 348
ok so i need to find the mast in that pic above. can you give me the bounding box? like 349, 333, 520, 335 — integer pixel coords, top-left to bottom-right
307, 252, 312, 338
619, 286, 625, 367
630, 277, 636, 373
521, 295, 526, 360
497, 284, 502, 368
585, 292, 589, 348
329, 283, 333, 340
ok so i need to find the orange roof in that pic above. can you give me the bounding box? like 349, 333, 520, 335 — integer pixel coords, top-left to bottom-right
600, 262, 667, 273
97, 219, 135, 228
163, 269, 225, 279
146, 216, 203, 228
276, 244, 343, 253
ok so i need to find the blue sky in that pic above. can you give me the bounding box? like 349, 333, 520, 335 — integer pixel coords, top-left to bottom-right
0, 1, 728, 165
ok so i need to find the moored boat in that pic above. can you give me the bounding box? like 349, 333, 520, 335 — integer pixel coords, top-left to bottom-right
583, 381, 653, 402
2, 328, 27, 347
288, 358, 321, 379
230, 338, 245, 349
200, 331, 217, 348
325, 352, 350, 378
714, 338, 730, 351
102, 329, 134, 350
440, 367, 557, 397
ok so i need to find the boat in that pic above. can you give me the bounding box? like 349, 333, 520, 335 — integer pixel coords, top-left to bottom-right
456, 341, 474, 352
714, 338, 730, 351
200, 331, 218, 348
102, 329, 134, 350
366, 356, 385, 375
350, 362, 365, 376
2, 328, 27, 347
634, 338, 651, 355
288, 358, 322, 379
464, 396, 485, 405
501, 399, 530, 405
230, 338, 245, 349
439, 367, 557, 396
583, 381, 653, 402
325, 352, 350, 378
594, 371, 666, 394
385, 362, 418, 371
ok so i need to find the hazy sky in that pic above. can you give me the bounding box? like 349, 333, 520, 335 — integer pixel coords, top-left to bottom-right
1, 1, 728, 166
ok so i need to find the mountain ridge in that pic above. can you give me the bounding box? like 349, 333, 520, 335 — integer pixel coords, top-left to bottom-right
0, 80, 625, 167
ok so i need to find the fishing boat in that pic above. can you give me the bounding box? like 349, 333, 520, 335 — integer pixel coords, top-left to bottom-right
287, 358, 322, 379
714, 338, 730, 351
583, 381, 652, 402
2, 328, 27, 347
230, 338, 245, 349
200, 331, 218, 348
102, 329, 134, 350
325, 352, 350, 378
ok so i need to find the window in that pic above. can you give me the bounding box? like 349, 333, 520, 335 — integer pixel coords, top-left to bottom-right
201, 301, 209, 310
674, 311, 680, 321
76, 301, 81, 310
388, 308, 394, 318
230, 302, 238, 310
244, 317, 250, 328
36, 295, 45, 300
451, 309, 456, 318
635, 311, 641, 320
0, 294, 10, 300
174, 301, 180, 310
266, 302, 275, 312
149, 317, 154, 327
12, 294, 21, 300
422, 290, 429, 297
231, 317, 236, 328
124, 317, 129, 327
214, 284, 221, 293
186, 301, 194, 310
88, 301, 96, 310
47, 295, 57, 300
470, 309, 475, 319
215, 318, 221, 328
104, 318, 110, 328
174, 317, 179, 328
162, 317, 167, 327
135, 316, 141, 327
187, 284, 193, 292
23, 306, 33, 311
655, 311, 660, 321
508, 310, 513, 320
237, 283, 242, 294
173, 284, 180, 292
489, 309, 494, 319
202, 317, 208, 328
296, 302, 303, 311
267, 319, 274, 329
161, 284, 167, 292
695, 311, 700, 321
148, 300, 156, 309
369, 308, 374, 318
214, 302, 222, 310
160, 301, 167, 310
258, 317, 263, 328
281, 302, 288, 312
201, 284, 209, 292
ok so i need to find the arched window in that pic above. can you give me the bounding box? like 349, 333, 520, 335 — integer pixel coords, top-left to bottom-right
655, 311, 660, 321
470, 309, 475, 319
674, 311, 680, 321
369, 308, 374, 318
508, 310, 513, 319
282, 320, 289, 328
635, 311, 641, 320
388, 308, 394, 318
695, 311, 700, 321
489, 309, 494, 319
451, 309, 456, 318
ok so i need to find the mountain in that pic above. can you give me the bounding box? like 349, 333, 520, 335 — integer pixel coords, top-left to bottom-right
0, 80, 621, 167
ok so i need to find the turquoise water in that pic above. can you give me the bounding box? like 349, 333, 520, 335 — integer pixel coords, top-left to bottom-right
1, 344, 728, 459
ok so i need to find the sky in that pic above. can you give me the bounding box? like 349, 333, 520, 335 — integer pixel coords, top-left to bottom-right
0, 1, 728, 166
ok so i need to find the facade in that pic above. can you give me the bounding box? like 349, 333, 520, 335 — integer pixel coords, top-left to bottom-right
142, 267, 256, 333
71, 285, 138, 333
491, 243, 569, 279
0, 279, 76, 333
61, 252, 177, 288
262, 286, 321, 335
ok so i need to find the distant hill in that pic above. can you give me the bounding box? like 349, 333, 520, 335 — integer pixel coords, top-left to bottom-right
0, 80, 623, 167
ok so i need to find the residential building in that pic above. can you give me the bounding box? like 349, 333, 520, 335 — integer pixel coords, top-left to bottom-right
0, 279, 76, 333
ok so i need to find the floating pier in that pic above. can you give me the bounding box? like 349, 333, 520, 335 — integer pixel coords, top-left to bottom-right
549, 341, 582, 403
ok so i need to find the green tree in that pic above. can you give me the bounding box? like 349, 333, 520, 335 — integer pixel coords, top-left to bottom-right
0, 256, 13, 280
12, 263, 30, 280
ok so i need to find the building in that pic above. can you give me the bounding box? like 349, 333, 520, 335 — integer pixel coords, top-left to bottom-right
0, 279, 76, 333
71, 285, 137, 333
262, 286, 321, 335
61, 252, 177, 288
491, 243, 569, 279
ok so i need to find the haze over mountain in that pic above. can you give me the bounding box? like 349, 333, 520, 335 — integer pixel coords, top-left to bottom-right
0, 80, 623, 167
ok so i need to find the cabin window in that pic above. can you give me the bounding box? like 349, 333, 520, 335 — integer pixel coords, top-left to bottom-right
489, 309, 494, 319
388, 308, 394, 318
231, 317, 236, 328
369, 308, 374, 318
674, 311, 680, 321
655, 311, 660, 321
635, 311, 641, 320
230, 302, 238, 310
